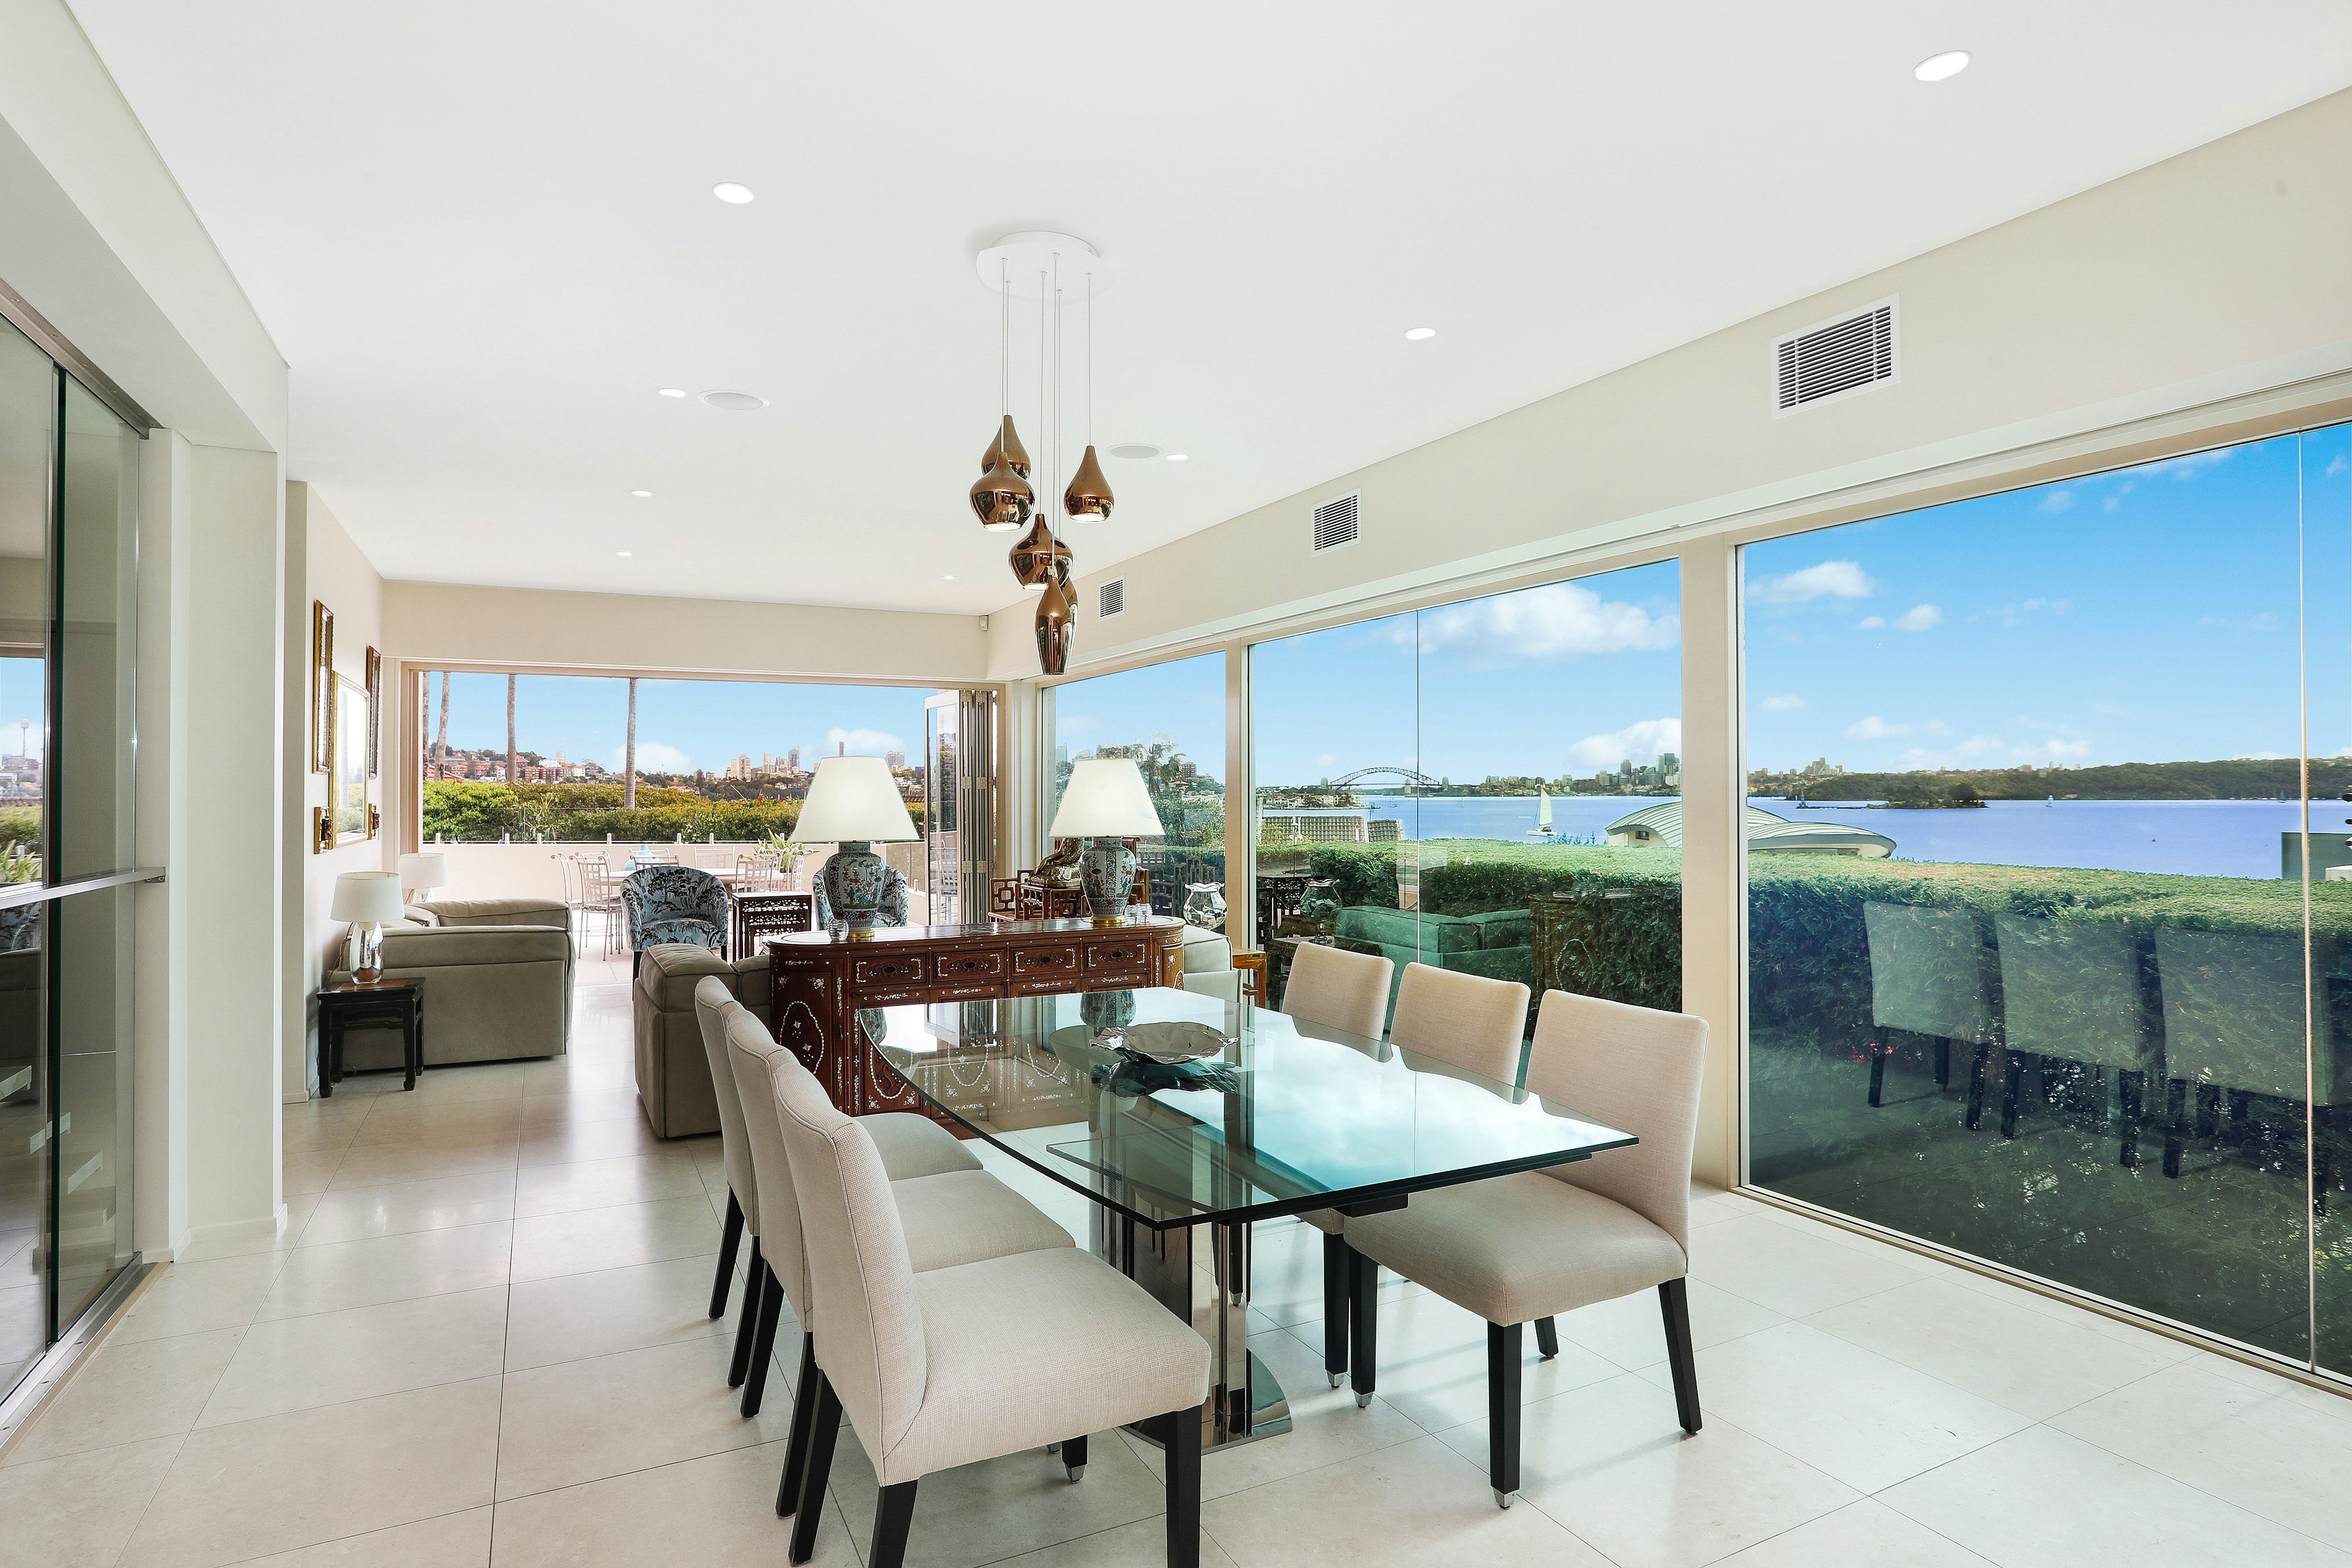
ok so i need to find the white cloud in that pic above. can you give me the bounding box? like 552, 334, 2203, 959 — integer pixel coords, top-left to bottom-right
1988, 598, 2071, 627
824, 727, 904, 757
1751, 560, 1875, 604
2102, 496, 2122, 514
1857, 616, 1887, 630
2035, 489, 2074, 513
1846, 716, 1908, 740
1567, 717, 1682, 771
1760, 694, 1807, 712
2329, 455, 2347, 478
1407, 581, 1678, 662
1891, 733, 2092, 769
1894, 604, 1942, 633
609, 740, 691, 773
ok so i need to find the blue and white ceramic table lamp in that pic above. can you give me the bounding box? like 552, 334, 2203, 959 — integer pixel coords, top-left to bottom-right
1047, 757, 1166, 921
791, 755, 921, 935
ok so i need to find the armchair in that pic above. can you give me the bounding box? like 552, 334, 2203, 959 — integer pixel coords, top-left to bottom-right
325, 897, 575, 1069
622, 865, 731, 969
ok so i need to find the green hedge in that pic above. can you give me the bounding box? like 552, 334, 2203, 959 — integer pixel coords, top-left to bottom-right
419, 780, 926, 844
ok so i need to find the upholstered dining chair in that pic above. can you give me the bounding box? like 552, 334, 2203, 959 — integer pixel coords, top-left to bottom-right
1313, 960, 1525, 1389
623, 864, 729, 973
1343, 988, 1707, 1508
720, 1003, 1080, 1511
694, 980, 992, 1410
768, 1042, 1214, 1568
1282, 940, 1395, 1039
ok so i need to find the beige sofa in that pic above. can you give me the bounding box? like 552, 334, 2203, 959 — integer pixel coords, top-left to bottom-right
326, 897, 575, 1073
634, 943, 773, 1137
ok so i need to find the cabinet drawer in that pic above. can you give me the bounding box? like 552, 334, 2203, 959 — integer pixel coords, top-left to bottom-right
1008, 975, 1081, 997
851, 954, 926, 988
1012, 945, 1082, 980
931, 982, 1005, 1003
1083, 940, 1150, 971
931, 950, 1007, 984
859, 987, 923, 1008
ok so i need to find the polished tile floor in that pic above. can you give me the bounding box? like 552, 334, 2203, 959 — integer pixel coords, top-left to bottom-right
9, 967, 2352, 1568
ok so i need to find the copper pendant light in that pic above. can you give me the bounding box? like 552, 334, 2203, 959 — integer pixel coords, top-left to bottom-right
969, 453, 1031, 531
1034, 570, 1075, 675
971, 260, 1031, 531
1063, 277, 1114, 523
982, 414, 1030, 479
1009, 515, 1072, 592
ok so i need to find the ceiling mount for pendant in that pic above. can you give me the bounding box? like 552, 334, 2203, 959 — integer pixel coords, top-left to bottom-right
975, 232, 1112, 299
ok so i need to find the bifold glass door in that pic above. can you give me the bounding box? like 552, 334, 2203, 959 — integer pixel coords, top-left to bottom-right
0, 314, 140, 1404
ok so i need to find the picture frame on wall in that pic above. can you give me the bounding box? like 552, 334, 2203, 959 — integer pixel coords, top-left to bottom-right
365, 646, 381, 778
310, 600, 335, 774
334, 673, 372, 845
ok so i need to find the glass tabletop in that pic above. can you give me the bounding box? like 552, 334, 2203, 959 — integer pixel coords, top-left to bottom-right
860, 987, 1636, 1230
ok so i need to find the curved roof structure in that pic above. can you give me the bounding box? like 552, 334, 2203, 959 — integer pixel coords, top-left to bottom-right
1607, 802, 1895, 857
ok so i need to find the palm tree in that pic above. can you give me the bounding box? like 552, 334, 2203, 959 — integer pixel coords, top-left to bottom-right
624, 677, 638, 809
505, 674, 518, 783
433, 672, 449, 777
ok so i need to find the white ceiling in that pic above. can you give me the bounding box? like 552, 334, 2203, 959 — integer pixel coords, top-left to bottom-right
62, 1, 2352, 614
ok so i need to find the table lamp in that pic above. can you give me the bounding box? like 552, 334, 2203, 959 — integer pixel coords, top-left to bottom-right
1047, 757, 1165, 919
398, 852, 448, 906
331, 870, 407, 983
790, 756, 921, 933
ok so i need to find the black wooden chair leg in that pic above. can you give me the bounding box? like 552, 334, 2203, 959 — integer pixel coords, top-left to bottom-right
1934, 1035, 1951, 1089
2000, 1049, 2028, 1139
1534, 1316, 1558, 1360
789, 1372, 843, 1565
1965, 1042, 1990, 1130
711, 1191, 744, 1319
777, 1332, 819, 1516
2163, 1076, 2186, 1178
741, 1262, 786, 1416
1659, 1278, 1702, 1434
1061, 1433, 1088, 1482
1150, 1405, 1202, 1568
2119, 1068, 2144, 1169
1867, 1041, 1887, 1108
1347, 1244, 1378, 1408
728, 1239, 765, 1389
1322, 1230, 1350, 1387
1487, 1321, 1522, 1507
869, 1481, 918, 1568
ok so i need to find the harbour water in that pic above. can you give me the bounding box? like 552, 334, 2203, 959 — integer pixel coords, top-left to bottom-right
1354, 794, 2321, 880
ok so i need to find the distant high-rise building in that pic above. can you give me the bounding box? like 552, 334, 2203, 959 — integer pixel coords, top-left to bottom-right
724, 754, 752, 780
1658, 751, 1680, 774
886, 749, 907, 770
786, 748, 800, 771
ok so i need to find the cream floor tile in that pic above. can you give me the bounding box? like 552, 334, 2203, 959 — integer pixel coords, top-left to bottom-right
1357, 1288, 1621, 1435
2186, 1346, 2352, 1425
1685, 1214, 1933, 1319
2, 1328, 242, 1463
1883, 1424, 2352, 1568
2048, 1357, 2352, 1552
515, 1117, 673, 1168
327, 1133, 522, 1191
1555, 1278, 1785, 1372
1944, 1266, 2209, 1360
1202, 1433, 1612, 1568
174, 1192, 323, 1262
1434, 1372, 1857, 1568
1805, 1273, 2184, 1421
488, 1441, 861, 1568
284, 1148, 346, 1196
0, 1435, 182, 1568
200, 1286, 510, 1426
494, 1334, 790, 1500
1745, 1202, 1958, 1275
1113, 1325, 1426, 1501
1645, 1322, 2029, 1493
237, 1507, 492, 1568
403, 1063, 533, 1103
511, 1152, 705, 1218
1711, 1499, 1991, 1568
298, 1170, 518, 1247
517, 1088, 648, 1128
118, 1376, 502, 1568
503, 1253, 731, 1371
822, 1410, 1174, 1568
283, 1105, 370, 1154
109, 1252, 285, 1343
507, 1195, 719, 1282
350, 1097, 526, 1146
255, 1222, 513, 1320
992, 1514, 1240, 1568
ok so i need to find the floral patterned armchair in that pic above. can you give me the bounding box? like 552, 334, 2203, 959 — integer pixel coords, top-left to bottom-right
622, 865, 731, 968
813, 863, 911, 929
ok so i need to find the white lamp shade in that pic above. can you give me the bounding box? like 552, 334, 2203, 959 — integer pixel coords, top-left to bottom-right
331, 870, 407, 925
1049, 757, 1165, 839
790, 756, 921, 843
398, 853, 448, 892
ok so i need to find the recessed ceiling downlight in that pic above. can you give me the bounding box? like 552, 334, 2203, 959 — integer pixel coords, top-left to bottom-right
712, 183, 755, 204
657, 387, 686, 398
1404, 327, 1437, 341
1165, 453, 1189, 463
1108, 444, 1161, 460
1914, 50, 1970, 81
616, 550, 633, 558
699, 390, 768, 411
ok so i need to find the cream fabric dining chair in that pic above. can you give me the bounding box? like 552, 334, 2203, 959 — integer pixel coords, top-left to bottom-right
768, 1043, 1214, 1568
1343, 989, 1706, 1508
717, 1002, 1078, 1518
1282, 941, 1395, 1039
693, 979, 989, 1415
1313, 959, 1527, 1390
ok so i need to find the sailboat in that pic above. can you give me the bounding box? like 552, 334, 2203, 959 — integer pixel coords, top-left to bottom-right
1528, 790, 1558, 837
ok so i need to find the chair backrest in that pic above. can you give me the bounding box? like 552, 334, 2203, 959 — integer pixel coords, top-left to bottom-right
768, 1040, 929, 1459
1281, 942, 1393, 1039
1389, 962, 1528, 1083
720, 1004, 804, 1306
1524, 989, 1707, 1253
692, 977, 760, 1234
551, 853, 578, 909
623, 864, 731, 935
1863, 901, 1995, 1045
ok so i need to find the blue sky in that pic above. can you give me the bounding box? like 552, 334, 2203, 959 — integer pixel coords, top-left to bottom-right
1051, 651, 1227, 779
1746, 422, 2352, 773
422, 673, 929, 775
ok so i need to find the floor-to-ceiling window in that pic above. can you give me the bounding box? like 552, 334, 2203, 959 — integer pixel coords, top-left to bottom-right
1742, 422, 2352, 1372
1045, 651, 1226, 924
0, 315, 142, 1403
1249, 561, 1682, 1039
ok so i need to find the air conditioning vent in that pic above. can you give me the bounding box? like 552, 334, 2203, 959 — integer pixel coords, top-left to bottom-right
1313, 493, 1360, 552
1097, 579, 1124, 618
1773, 298, 1897, 415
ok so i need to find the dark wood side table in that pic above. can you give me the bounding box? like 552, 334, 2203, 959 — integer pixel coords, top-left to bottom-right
319, 978, 426, 1095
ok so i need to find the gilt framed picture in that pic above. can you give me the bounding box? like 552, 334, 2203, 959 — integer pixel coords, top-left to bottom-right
310, 601, 335, 774
365, 646, 381, 778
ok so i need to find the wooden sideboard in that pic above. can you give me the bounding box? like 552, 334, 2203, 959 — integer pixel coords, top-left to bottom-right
766, 915, 1188, 1121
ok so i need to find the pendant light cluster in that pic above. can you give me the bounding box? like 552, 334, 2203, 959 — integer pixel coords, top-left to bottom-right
971, 233, 1114, 675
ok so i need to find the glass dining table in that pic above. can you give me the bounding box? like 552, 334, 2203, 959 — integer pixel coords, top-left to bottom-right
859, 985, 1636, 1451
